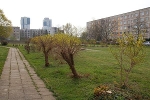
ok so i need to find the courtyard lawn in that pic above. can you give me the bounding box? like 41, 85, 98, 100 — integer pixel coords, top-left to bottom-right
0, 47, 9, 76
18, 46, 150, 100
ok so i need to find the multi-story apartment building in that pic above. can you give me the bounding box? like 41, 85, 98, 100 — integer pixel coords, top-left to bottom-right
43, 18, 52, 30
21, 17, 30, 29
87, 7, 150, 40
20, 27, 58, 39
20, 29, 48, 40
8, 27, 20, 41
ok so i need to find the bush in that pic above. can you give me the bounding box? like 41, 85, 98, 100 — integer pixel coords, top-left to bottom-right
89, 84, 143, 100
1, 40, 8, 46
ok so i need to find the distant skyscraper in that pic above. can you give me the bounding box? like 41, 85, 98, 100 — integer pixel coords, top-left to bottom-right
42, 18, 52, 30
21, 17, 30, 29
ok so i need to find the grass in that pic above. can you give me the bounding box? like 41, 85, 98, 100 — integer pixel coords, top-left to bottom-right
0, 46, 9, 76
18, 46, 150, 100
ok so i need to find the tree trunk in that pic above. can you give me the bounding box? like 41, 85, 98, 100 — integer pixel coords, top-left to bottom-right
69, 54, 79, 78
44, 52, 49, 67
69, 64, 79, 78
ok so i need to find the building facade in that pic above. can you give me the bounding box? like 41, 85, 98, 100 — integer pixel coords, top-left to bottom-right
46, 27, 58, 34
20, 29, 48, 40
42, 18, 52, 30
21, 17, 30, 29
20, 27, 58, 40
8, 27, 20, 41
87, 7, 150, 39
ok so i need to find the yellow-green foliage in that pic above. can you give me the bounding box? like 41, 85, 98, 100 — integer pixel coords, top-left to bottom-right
31, 34, 55, 52
0, 9, 12, 39
54, 33, 81, 54
117, 33, 145, 66
54, 33, 81, 78
31, 34, 55, 66
111, 33, 145, 87
94, 85, 109, 96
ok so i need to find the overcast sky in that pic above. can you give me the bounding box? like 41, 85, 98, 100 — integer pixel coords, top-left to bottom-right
0, 0, 150, 29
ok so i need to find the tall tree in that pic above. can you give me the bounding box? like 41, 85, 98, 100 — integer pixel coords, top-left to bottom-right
0, 9, 12, 40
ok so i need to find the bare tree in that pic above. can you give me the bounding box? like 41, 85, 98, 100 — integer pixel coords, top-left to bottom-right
87, 20, 102, 41
63, 23, 76, 36
129, 15, 148, 40
87, 18, 118, 45
100, 18, 118, 44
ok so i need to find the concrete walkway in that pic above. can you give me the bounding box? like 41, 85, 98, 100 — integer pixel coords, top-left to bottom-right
0, 48, 56, 100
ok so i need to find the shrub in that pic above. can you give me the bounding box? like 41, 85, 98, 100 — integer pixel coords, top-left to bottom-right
90, 84, 143, 100
1, 40, 8, 46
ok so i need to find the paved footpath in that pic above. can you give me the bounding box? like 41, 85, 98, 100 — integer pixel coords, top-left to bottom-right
0, 48, 56, 100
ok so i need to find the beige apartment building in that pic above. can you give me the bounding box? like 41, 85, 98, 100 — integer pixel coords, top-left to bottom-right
87, 7, 150, 40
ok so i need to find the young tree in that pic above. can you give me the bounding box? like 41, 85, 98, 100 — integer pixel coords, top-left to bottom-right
0, 9, 12, 40
110, 33, 145, 88
31, 35, 55, 67
24, 38, 31, 54
54, 33, 81, 78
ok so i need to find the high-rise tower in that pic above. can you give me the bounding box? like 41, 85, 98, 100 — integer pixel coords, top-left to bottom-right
20, 17, 30, 29
42, 18, 52, 30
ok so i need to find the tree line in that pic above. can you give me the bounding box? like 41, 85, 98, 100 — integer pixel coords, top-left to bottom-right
25, 32, 81, 78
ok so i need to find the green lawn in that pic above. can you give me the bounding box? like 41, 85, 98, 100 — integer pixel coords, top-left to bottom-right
18, 46, 150, 100
0, 47, 9, 76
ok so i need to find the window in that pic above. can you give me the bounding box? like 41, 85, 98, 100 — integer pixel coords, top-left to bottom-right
120, 21, 122, 25
145, 17, 149, 21
135, 13, 138, 17
140, 18, 144, 22
140, 12, 144, 16
124, 21, 126, 24
145, 11, 149, 15
120, 26, 122, 30
128, 20, 130, 24
134, 19, 137, 22
146, 23, 149, 27
120, 16, 123, 20
124, 15, 127, 19
131, 14, 134, 17
124, 26, 127, 29
134, 25, 137, 28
